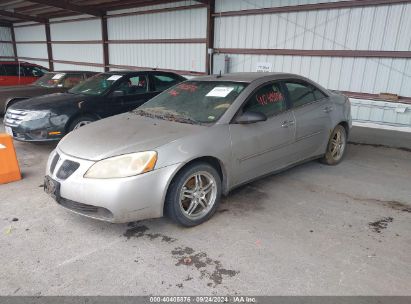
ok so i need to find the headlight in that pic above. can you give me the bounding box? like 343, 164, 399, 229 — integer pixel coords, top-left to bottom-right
22, 111, 50, 121
84, 151, 157, 179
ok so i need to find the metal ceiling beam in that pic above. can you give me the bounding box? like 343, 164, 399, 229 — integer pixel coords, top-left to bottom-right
0, 9, 46, 23
28, 0, 104, 17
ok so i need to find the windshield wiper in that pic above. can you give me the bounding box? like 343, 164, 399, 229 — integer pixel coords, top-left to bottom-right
133, 109, 200, 125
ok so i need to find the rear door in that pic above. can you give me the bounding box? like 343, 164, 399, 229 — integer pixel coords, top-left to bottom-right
283, 80, 333, 159
229, 81, 297, 185
0, 64, 23, 86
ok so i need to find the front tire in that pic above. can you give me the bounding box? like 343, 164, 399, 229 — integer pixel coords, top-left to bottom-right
165, 162, 222, 227
68, 115, 96, 132
321, 124, 347, 165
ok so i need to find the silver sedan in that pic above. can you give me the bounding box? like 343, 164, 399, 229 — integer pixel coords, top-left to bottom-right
44, 73, 351, 227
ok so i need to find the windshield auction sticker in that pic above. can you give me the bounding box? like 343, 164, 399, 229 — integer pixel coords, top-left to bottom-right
52, 73, 65, 80
206, 87, 234, 97
107, 75, 122, 81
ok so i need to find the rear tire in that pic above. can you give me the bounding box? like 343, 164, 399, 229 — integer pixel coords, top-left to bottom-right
68, 115, 96, 132
321, 124, 347, 165
165, 162, 222, 227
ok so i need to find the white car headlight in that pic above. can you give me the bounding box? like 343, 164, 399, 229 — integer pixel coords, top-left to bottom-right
84, 151, 157, 179
23, 111, 50, 121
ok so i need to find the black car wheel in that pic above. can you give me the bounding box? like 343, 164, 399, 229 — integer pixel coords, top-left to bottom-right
68, 115, 97, 132
165, 162, 222, 227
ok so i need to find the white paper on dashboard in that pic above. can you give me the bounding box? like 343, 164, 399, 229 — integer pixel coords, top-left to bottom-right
107, 75, 122, 81
206, 87, 234, 97
52, 73, 65, 80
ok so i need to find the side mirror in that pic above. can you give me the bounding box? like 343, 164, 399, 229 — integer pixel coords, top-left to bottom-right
235, 111, 267, 124
111, 90, 124, 98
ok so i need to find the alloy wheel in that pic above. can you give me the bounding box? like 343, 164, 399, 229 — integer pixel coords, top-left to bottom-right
179, 171, 217, 220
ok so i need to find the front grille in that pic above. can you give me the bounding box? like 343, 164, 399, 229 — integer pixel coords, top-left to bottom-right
57, 197, 113, 219
50, 153, 60, 174
4, 109, 27, 127
57, 198, 99, 213
56, 160, 80, 180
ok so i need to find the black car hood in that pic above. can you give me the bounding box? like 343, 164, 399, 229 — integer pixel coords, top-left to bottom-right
10, 93, 87, 111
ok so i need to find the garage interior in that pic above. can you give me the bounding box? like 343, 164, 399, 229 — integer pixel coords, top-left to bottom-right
0, 0, 410, 297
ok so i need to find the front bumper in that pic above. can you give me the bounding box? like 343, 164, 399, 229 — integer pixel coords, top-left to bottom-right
4, 109, 65, 142
45, 149, 180, 223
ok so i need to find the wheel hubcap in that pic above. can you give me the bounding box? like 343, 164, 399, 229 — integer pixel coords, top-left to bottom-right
179, 171, 217, 220
329, 128, 346, 161
73, 120, 91, 130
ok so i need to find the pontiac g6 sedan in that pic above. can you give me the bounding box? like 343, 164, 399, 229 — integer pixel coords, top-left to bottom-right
44, 73, 351, 227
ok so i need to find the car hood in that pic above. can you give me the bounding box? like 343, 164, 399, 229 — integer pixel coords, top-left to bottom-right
58, 112, 205, 161
10, 92, 85, 111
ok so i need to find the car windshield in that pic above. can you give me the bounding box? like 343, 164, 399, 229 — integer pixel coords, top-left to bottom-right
34, 72, 66, 88
135, 81, 247, 124
68, 73, 123, 96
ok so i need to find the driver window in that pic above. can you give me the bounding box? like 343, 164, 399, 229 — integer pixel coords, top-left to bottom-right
117, 75, 147, 96
243, 82, 286, 117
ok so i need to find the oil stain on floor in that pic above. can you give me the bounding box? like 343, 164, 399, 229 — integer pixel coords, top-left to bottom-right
123, 223, 177, 243
369, 217, 394, 233
171, 246, 238, 287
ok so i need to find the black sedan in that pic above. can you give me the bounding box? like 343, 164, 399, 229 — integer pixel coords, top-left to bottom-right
3, 70, 186, 142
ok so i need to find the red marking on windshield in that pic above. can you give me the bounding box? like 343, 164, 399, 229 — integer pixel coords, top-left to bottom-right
169, 89, 179, 96
178, 83, 198, 92
257, 92, 283, 105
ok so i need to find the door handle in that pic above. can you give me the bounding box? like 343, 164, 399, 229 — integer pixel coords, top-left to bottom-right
323, 106, 333, 113
281, 120, 295, 128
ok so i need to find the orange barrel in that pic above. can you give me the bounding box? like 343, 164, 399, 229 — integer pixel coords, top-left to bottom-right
0, 133, 21, 184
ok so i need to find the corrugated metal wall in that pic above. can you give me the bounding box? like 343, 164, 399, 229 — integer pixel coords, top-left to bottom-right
107, 0, 207, 73
3, 0, 410, 99
0, 26, 14, 59
215, 0, 341, 12
13, 23, 49, 68
50, 16, 104, 72
214, 0, 411, 96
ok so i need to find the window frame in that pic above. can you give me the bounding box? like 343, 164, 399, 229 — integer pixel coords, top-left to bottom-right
282, 79, 329, 110
231, 80, 291, 123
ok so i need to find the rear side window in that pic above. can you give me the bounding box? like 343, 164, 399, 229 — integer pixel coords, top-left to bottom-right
23, 66, 45, 77
243, 82, 286, 117
153, 74, 181, 91
285, 81, 327, 108
3, 64, 23, 76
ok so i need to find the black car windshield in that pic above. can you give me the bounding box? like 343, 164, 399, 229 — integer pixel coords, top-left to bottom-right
69, 73, 123, 96
34, 72, 66, 88
136, 81, 247, 124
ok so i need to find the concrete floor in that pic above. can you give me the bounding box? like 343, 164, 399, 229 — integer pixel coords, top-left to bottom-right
0, 124, 410, 296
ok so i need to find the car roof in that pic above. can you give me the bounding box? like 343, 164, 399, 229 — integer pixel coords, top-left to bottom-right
102, 70, 180, 75
49, 70, 98, 74
190, 72, 308, 83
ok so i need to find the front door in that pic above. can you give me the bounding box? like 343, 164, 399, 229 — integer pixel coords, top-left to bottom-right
107, 75, 156, 115
229, 81, 297, 186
